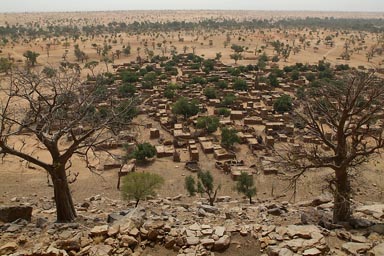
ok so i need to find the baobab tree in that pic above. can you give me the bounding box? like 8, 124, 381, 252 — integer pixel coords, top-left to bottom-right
0, 65, 137, 222
278, 71, 384, 223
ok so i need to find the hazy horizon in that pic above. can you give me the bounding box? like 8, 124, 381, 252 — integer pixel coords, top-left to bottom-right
2, 0, 384, 13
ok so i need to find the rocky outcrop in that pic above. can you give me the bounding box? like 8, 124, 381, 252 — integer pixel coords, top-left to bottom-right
0, 206, 33, 222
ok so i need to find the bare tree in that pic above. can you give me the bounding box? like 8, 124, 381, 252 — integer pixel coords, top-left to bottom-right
0, 64, 137, 222
278, 71, 384, 223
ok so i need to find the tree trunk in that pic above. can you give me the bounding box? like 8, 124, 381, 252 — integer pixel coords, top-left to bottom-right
52, 167, 77, 223
333, 168, 351, 223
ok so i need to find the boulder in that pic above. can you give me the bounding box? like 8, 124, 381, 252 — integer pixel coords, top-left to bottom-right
302, 248, 322, 256
214, 226, 226, 237
213, 235, 230, 251
368, 243, 384, 256
186, 236, 200, 246
55, 239, 81, 252
121, 235, 138, 247
89, 244, 113, 256
90, 225, 109, 236
199, 204, 219, 214
0, 242, 18, 255
0, 205, 33, 222
342, 242, 371, 255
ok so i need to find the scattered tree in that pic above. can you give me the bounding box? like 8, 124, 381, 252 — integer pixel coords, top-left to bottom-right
236, 172, 256, 204
221, 127, 240, 149
274, 94, 293, 113
129, 143, 156, 163
279, 71, 384, 223
121, 172, 164, 207
23, 50, 40, 66
196, 116, 220, 134
0, 66, 137, 222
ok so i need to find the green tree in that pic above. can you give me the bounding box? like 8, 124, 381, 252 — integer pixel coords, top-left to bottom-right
236, 172, 256, 204
233, 78, 248, 91
0, 57, 12, 74
185, 171, 220, 206
172, 97, 199, 119
274, 94, 293, 113
215, 80, 228, 89
221, 127, 240, 149
221, 93, 236, 107
204, 87, 217, 99
185, 175, 196, 196
121, 172, 164, 207
23, 50, 40, 66
230, 53, 243, 64
196, 116, 220, 134
129, 143, 156, 163
217, 108, 231, 117
118, 83, 136, 98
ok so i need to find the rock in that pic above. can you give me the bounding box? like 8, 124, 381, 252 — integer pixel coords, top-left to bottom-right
107, 212, 124, 223
164, 236, 176, 249
201, 238, 215, 247
56, 239, 81, 252
310, 193, 333, 207
199, 205, 219, 214
351, 234, 368, 243
216, 196, 231, 202
90, 225, 108, 236
342, 242, 371, 255
147, 229, 158, 241
349, 218, 373, 229
303, 248, 322, 256
285, 225, 321, 239
336, 230, 351, 241
0, 205, 33, 222
214, 226, 226, 237
121, 235, 138, 247
89, 244, 113, 256
107, 225, 119, 237
186, 236, 200, 245
356, 204, 384, 216
129, 227, 140, 237
201, 228, 213, 235
213, 235, 230, 251
0, 242, 18, 255
115, 207, 146, 234
36, 217, 48, 229
268, 208, 284, 216
370, 224, 384, 235
368, 243, 384, 256
189, 223, 201, 231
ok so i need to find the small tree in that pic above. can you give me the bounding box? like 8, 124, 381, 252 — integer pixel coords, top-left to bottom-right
196, 116, 220, 134
221, 127, 240, 149
118, 83, 136, 98
0, 57, 12, 74
204, 87, 217, 99
274, 94, 293, 113
129, 143, 156, 163
185, 175, 196, 196
121, 172, 164, 207
172, 97, 199, 119
236, 172, 256, 204
230, 53, 242, 64
185, 171, 220, 206
233, 78, 248, 91
23, 50, 40, 66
